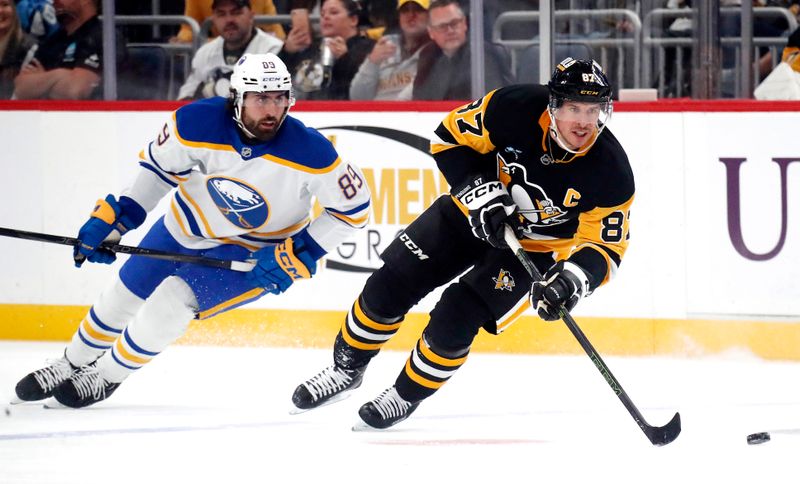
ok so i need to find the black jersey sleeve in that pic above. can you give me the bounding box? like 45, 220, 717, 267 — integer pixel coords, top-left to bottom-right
567, 135, 635, 290
431, 90, 504, 189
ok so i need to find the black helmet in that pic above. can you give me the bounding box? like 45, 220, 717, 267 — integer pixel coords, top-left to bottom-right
548, 57, 612, 107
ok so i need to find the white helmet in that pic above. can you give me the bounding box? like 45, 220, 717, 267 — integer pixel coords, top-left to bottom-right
230, 53, 296, 137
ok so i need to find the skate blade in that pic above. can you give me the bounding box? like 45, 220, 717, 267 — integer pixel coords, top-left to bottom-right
289, 390, 355, 415
42, 398, 67, 409
351, 420, 382, 432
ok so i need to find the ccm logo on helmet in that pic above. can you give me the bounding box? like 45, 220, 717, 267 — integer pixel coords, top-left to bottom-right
580, 89, 600, 95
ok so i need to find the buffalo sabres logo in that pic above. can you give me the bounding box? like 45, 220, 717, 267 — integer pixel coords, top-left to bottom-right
493, 269, 515, 291
207, 177, 268, 229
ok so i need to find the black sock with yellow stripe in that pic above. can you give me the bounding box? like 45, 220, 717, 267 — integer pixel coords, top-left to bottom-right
394, 333, 470, 402
334, 294, 404, 369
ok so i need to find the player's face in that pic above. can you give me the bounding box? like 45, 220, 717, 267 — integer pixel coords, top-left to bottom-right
212, 2, 254, 48
552, 101, 603, 151
399, 3, 428, 39
241, 92, 290, 141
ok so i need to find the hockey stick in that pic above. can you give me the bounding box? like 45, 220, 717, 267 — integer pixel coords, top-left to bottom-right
0, 226, 255, 272
503, 226, 681, 446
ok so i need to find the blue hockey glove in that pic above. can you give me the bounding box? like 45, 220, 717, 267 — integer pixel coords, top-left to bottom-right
530, 261, 591, 321
454, 176, 521, 249
247, 237, 317, 295
73, 195, 146, 267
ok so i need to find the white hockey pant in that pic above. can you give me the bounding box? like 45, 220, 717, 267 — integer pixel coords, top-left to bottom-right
68, 275, 198, 383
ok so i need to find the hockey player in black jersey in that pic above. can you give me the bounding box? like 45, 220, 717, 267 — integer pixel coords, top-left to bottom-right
292, 57, 634, 429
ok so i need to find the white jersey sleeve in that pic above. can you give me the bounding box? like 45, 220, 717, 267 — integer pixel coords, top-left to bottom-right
305, 159, 371, 253
122, 111, 199, 213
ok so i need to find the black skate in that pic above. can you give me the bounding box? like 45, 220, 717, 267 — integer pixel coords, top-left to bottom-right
355, 386, 420, 430
291, 364, 365, 413
51, 366, 120, 409
13, 355, 82, 403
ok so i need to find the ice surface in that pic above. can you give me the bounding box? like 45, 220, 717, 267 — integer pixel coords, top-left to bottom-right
1, 341, 799, 483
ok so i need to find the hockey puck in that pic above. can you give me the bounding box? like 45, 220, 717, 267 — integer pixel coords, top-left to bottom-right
747, 432, 771, 445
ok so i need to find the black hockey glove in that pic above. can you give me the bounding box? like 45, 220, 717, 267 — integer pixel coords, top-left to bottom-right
530, 261, 591, 321
454, 177, 520, 249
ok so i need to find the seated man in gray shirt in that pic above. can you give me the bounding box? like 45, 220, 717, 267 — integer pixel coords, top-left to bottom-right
412, 0, 513, 100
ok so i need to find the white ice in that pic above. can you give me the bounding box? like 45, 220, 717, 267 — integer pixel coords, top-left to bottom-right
1, 341, 799, 483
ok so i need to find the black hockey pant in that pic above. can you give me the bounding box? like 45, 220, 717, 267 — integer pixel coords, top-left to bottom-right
333, 195, 554, 403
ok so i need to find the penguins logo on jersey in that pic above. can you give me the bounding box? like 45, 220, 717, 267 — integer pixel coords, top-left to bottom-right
207, 177, 268, 229
498, 147, 567, 229
492, 269, 515, 291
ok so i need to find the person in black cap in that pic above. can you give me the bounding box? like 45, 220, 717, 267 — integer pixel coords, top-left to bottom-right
178, 0, 284, 100
172, 0, 285, 43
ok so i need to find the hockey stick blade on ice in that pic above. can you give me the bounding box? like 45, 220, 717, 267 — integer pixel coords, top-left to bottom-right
0, 226, 255, 272
503, 226, 681, 446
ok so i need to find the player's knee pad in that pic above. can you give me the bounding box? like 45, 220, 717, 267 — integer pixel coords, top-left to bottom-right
129, 276, 199, 352
425, 283, 492, 350
360, 265, 422, 320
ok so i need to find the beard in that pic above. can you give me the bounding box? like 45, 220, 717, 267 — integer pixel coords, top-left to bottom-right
243, 113, 282, 141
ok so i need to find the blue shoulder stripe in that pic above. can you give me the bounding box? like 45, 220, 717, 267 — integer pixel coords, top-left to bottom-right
174, 97, 233, 146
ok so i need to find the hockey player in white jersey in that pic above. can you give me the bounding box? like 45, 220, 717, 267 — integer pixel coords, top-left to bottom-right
12, 53, 371, 408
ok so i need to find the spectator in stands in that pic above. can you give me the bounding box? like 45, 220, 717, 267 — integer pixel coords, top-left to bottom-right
178, 0, 284, 100
287, 0, 394, 40
754, 25, 800, 98
15, 0, 58, 41
349, 0, 430, 100
1, 0, 36, 98
412, 0, 513, 100
281, 0, 374, 99
12, 0, 124, 100
172, 0, 285, 43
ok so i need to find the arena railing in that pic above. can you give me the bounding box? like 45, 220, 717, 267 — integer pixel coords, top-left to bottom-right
642, 7, 797, 98
99, 15, 201, 100
492, 9, 642, 92
199, 14, 321, 40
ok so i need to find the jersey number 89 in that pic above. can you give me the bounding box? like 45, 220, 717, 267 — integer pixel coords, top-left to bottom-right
338, 164, 364, 200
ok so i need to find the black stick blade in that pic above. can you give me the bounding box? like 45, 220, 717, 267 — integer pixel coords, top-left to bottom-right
645, 412, 681, 446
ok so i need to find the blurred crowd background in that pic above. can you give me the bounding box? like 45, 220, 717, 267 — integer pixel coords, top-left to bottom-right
1, 0, 799, 102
